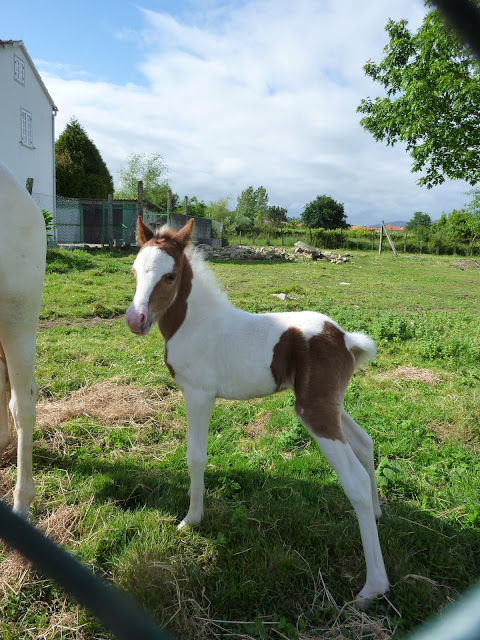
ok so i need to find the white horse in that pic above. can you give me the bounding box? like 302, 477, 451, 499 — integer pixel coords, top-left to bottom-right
126, 217, 389, 604
0, 161, 46, 517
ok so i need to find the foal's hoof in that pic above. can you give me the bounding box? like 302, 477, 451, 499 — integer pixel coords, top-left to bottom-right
355, 585, 389, 611
177, 513, 202, 530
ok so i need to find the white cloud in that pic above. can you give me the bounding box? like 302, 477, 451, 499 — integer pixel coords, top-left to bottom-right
41, 0, 471, 224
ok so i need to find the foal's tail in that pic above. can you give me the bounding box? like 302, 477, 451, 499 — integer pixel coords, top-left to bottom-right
344, 332, 377, 370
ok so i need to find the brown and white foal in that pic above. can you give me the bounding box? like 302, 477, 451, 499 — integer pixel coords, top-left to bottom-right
126, 217, 389, 604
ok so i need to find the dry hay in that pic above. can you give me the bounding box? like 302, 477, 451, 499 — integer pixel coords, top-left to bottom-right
379, 366, 442, 385
243, 410, 272, 438
0, 503, 81, 595
37, 380, 179, 427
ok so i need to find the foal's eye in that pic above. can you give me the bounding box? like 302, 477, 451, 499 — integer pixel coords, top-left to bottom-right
167, 272, 177, 282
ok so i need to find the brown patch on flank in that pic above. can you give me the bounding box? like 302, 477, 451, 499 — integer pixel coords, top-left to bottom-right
381, 367, 442, 385
36, 380, 174, 427
271, 322, 354, 441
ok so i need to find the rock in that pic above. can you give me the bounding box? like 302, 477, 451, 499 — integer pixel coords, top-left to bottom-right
293, 241, 322, 259
271, 293, 294, 300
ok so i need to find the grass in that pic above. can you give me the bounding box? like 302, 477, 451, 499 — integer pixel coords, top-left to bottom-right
0, 248, 479, 639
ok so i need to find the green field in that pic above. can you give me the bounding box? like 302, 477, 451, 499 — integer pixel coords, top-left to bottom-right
1, 248, 479, 639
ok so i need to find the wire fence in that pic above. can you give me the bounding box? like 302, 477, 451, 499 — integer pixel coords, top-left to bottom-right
32, 194, 169, 247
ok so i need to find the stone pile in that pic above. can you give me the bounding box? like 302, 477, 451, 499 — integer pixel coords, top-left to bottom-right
196, 242, 351, 264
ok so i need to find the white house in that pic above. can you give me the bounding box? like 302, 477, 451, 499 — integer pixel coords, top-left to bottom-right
0, 40, 58, 213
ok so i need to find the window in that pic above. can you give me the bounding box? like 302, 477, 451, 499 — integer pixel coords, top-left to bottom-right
20, 109, 33, 147
14, 55, 25, 85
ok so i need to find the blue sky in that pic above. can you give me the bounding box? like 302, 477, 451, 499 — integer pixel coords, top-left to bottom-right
3, 0, 473, 224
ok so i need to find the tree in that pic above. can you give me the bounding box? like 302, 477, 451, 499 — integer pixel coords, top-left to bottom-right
444, 208, 471, 239
177, 196, 207, 218
357, 7, 480, 188
115, 153, 175, 210
55, 118, 113, 198
301, 195, 348, 229
465, 188, 480, 238
406, 211, 432, 242
264, 205, 288, 227
207, 197, 233, 224
235, 186, 269, 229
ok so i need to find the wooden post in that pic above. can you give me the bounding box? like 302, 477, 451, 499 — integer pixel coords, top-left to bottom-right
167, 189, 172, 214
25, 177, 34, 194
379, 223, 384, 255
371, 230, 375, 250
107, 194, 113, 247
137, 180, 144, 220
281, 232, 284, 246
470, 234, 476, 256
183, 196, 188, 216
382, 223, 398, 257
403, 231, 408, 253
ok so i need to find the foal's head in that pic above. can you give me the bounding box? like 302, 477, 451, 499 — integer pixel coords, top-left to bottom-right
125, 217, 194, 337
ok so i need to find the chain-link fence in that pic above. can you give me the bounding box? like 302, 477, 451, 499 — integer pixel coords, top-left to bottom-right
30, 194, 171, 248
51, 197, 147, 247
144, 213, 169, 230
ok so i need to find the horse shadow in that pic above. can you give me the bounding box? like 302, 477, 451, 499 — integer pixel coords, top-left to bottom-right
31, 444, 480, 633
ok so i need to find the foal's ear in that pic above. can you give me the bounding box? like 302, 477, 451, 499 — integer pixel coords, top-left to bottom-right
175, 218, 194, 248
136, 217, 154, 246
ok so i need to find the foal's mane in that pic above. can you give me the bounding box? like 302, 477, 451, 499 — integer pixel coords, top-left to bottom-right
156, 225, 232, 309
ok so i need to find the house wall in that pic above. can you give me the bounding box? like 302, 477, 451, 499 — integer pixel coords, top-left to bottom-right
0, 44, 56, 212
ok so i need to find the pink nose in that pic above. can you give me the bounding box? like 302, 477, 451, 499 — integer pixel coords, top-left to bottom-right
126, 304, 151, 335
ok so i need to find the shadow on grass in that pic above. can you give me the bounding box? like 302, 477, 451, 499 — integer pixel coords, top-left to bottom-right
31, 445, 480, 638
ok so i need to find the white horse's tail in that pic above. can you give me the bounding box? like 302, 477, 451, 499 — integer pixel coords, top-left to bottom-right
344, 332, 376, 370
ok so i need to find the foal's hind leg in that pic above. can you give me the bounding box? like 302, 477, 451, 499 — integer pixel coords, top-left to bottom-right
296, 406, 388, 603
178, 387, 215, 530
2, 335, 38, 518
341, 410, 382, 520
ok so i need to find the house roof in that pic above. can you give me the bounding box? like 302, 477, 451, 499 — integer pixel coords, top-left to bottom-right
0, 39, 58, 112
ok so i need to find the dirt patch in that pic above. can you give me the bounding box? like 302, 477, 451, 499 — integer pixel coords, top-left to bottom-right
430, 422, 476, 448
38, 315, 122, 330
37, 381, 180, 427
379, 367, 443, 384
243, 410, 272, 438
451, 259, 480, 270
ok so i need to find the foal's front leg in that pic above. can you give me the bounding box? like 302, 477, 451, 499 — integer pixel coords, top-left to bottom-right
177, 388, 215, 530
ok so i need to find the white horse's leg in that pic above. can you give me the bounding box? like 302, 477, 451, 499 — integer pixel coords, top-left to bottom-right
0, 346, 11, 451
178, 388, 215, 530
309, 434, 389, 603
341, 410, 382, 520
2, 336, 38, 518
